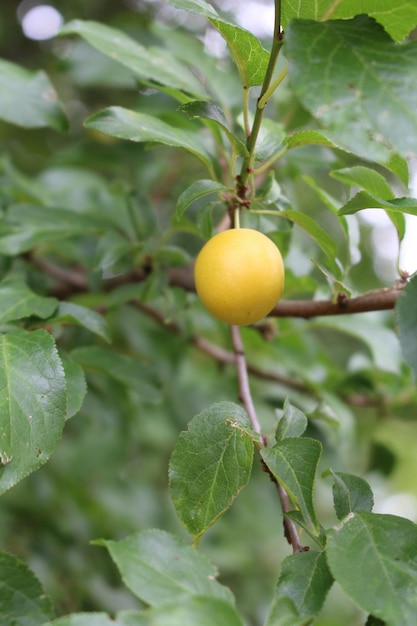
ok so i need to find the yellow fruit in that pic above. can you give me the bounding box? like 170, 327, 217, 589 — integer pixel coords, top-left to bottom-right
194, 228, 284, 325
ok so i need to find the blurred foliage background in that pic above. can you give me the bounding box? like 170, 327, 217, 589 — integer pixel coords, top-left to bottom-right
0, 2, 416, 625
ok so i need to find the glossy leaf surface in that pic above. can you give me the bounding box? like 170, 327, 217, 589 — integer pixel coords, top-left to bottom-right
96, 529, 234, 607
84, 107, 214, 172
169, 402, 254, 541
326, 512, 417, 624
275, 550, 333, 617
0, 330, 66, 493
286, 16, 417, 161
0, 59, 66, 130
396, 274, 417, 377
261, 438, 321, 532
0, 551, 54, 625
60, 20, 205, 97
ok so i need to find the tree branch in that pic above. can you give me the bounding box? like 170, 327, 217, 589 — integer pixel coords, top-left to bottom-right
40, 255, 406, 319
134, 302, 313, 395
167, 266, 406, 317
270, 283, 406, 318
275, 482, 305, 553
231, 324, 305, 553
230, 325, 264, 437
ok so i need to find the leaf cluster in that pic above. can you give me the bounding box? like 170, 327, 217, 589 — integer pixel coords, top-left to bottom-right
0, 1, 417, 625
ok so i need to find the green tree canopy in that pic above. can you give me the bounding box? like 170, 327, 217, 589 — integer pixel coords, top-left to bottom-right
0, 2, 417, 625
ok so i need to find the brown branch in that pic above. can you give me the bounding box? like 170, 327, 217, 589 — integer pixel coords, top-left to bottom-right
230, 325, 263, 436
38, 255, 406, 319
270, 283, 406, 318
168, 265, 405, 317
231, 324, 305, 553
135, 302, 384, 409
134, 302, 312, 395
276, 482, 305, 553
30, 255, 87, 289
170, 270, 406, 318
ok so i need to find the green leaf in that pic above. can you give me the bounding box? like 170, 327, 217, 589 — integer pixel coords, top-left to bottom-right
59, 352, 87, 421
60, 20, 205, 97
94, 231, 134, 274
179, 101, 248, 157
71, 346, 160, 403
169, 401, 255, 541
384, 153, 409, 186
0, 59, 67, 131
285, 16, 417, 161
49, 302, 111, 342
210, 20, 269, 88
312, 315, 402, 374
275, 550, 333, 618
331, 166, 394, 199
301, 176, 352, 256
310, 260, 352, 295
254, 118, 286, 163
0, 551, 55, 625
120, 597, 244, 626
282, 0, 417, 43
0, 278, 58, 324
95, 529, 234, 607
154, 245, 191, 267
176, 179, 228, 219
0, 155, 47, 205
285, 133, 410, 184
261, 438, 322, 532
160, 0, 219, 20
338, 192, 417, 218
265, 596, 313, 626
326, 511, 417, 624
331, 165, 406, 240
396, 274, 417, 377
284, 130, 339, 151
84, 107, 214, 173
0, 329, 66, 493
0, 204, 103, 255
276, 209, 339, 270
284, 511, 327, 548
329, 471, 374, 520
276, 399, 308, 441
117, 613, 148, 626
302, 175, 343, 218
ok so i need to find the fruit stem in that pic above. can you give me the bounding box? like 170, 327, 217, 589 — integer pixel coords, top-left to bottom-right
234, 206, 241, 229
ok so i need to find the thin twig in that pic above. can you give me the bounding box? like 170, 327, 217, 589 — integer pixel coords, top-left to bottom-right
230, 325, 305, 553
230, 325, 263, 436
136, 303, 388, 410
134, 302, 314, 394
135, 303, 307, 553
276, 482, 305, 553
30, 255, 87, 289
